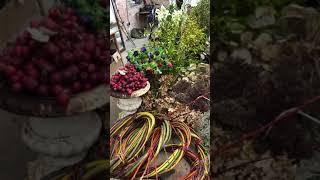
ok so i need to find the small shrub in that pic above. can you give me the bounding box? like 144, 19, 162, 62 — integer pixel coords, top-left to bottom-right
153, 6, 207, 73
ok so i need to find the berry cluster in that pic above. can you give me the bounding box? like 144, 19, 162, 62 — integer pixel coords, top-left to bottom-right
0, 7, 109, 106
111, 64, 148, 95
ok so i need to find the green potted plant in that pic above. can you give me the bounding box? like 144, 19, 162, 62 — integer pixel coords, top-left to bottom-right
126, 46, 174, 95
154, 6, 207, 72
126, 47, 174, 76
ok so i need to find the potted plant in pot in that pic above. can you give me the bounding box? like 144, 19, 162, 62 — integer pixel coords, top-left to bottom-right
126, 47, 174, 95
110, 64, 150, 118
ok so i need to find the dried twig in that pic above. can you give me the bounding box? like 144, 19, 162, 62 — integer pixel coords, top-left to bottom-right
189, 95, 210, 105
212, 95, 320, 158
298, 111, 320, 125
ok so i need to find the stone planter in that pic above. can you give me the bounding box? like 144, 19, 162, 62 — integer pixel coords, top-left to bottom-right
117, 96, 143, 119
111, 81, 150, 119
0, 84, 109, 180
22, 112, 101, 180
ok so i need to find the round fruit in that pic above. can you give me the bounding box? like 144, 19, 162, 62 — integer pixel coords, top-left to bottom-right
52, 84, 64, 96
0, 7, 109, 107
11, 82, 22, 93
111, 64, 147, 95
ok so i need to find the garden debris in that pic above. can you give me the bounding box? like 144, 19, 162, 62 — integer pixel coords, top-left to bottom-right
306, 15, 320, 45
279, 4, 319, 37
213, 98, 257, 131
110, 112, 209, 179
297, 151, 320, 180
155, 63, 211, 112
197, 111, 210, 150
212, 141, 296, 180
247, 6, 276, 29
159, 74, 178, 97
217, 50, 228, 62
227, 22, 246, 34
281, 4, 319, 18
230, 48, 252, 64
260, 44, 280, 62
214, 58, 261, 103
240, 31, 254, 45
253, 33, 273, 50
172, 80, 192, 94
141, 73, 209, 151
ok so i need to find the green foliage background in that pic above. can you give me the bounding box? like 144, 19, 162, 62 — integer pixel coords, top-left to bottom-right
153, 9, 206, 73
190, 0, 210, 35
212, 0, 319, 42
61, 0, 108, 30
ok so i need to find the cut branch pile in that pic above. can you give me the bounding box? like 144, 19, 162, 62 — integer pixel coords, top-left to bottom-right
110, 112, 210, 179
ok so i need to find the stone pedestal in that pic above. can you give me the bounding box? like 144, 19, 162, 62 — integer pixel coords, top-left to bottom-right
21, 112, 102, 180
116, 97, 142, 119
111, 82, 149, 119
0, 65, 109, 180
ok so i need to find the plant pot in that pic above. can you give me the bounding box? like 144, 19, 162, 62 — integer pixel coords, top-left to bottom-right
117, 97, 143, 119
0, 83, 108, 180
22, 111, 102, 180
111, 81, 150, 119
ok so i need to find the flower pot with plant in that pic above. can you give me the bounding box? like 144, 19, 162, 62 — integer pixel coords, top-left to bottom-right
110, 64, 150, 118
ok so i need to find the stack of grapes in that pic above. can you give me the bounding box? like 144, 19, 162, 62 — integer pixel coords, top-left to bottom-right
111, 64, 148, 95
0, 7, 110, 106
